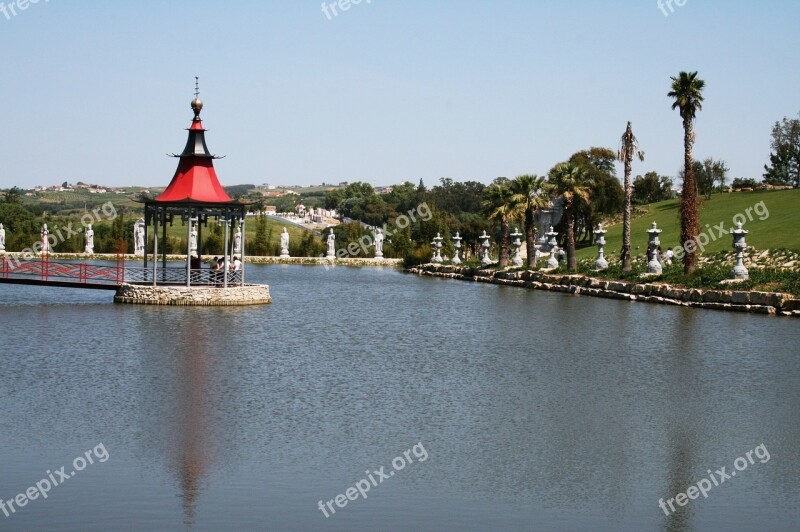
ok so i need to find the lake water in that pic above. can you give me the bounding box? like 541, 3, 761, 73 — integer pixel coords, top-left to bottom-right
0, 265, 798, 531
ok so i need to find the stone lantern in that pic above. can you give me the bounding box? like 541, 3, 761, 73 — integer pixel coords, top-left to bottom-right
545, 226, 559, 269
730, 222, 749, 280
594, 223, 608, 271
510, 227, 523, 267
646, 221, 662, 275
479, 230, 492, 266
433, 232, 444, 263
452, 232, 462, 265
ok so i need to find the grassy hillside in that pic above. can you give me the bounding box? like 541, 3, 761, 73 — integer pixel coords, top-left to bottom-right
159, 215, 317, 248
576, 189, 800, 260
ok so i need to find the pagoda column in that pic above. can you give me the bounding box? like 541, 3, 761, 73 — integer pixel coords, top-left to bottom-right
240, 215, 246, 286
152, 208, 159, 286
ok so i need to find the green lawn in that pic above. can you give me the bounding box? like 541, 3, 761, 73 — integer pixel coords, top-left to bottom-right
160, 215, 317, 248
576, 189, 800, 260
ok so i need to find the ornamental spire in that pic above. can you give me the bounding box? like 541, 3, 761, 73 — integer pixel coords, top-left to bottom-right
153, 80, 232, 204
191, 76, 203, 121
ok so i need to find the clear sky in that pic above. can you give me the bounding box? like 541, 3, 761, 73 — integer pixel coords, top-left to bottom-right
1, 0, 798, 189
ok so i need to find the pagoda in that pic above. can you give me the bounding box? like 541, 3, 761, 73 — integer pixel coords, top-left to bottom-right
138, 79, 248, 289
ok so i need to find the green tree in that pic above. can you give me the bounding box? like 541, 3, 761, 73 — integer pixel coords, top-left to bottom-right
430, 178, 487, 215
698, 158, 729, 199
618, 122, 645, 271
383, 181, 418, 215
201, 222, 223, 256
565, 148, 621, 245
569, 147, 617, 175
669, 71, 705, 273
731, 177, 759, 189
633, 172, 673, 205
763, 112, 800, 186
481, 178, 514, 267
252, 214, 270, 256
2, 187, 22, 205
293, 230, 325, 257
508, 174, 548, 268
546, 163, 591, 272
0, 202, 37, 250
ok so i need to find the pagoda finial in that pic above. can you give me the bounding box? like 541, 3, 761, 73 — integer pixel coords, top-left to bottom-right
191, 76, 203, 119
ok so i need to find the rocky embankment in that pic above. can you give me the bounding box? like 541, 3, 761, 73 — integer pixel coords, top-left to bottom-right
407, 264, 800, 318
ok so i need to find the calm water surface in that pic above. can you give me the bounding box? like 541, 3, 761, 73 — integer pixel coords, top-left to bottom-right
0, 265, 798, 531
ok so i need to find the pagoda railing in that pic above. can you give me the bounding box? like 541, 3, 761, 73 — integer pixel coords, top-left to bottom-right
123, 268, 242, 286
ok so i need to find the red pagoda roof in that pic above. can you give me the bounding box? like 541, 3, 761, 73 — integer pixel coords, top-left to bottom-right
156, 156, 232, 203
154, 96, 233, 204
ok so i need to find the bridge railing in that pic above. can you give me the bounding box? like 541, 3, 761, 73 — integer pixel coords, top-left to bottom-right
1, 257, 122, 285
0, 258, 243, 287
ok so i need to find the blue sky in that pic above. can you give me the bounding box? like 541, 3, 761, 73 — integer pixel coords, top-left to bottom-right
1, 0, 798, 189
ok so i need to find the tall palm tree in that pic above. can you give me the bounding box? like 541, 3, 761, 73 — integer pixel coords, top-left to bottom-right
618, 121, 644, 272
509, 174, 549, 268
482, 182, 514, 267
546, 163, 592, 272
668, 71, 705, 273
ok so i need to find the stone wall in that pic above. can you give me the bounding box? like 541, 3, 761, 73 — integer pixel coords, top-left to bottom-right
245, 257, 402, 267
1, 253, 402, 268
114, 283, 272, 306
408, 264, 800, 318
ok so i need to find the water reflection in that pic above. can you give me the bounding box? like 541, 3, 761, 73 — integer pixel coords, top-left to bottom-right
170, 322, 213, 526
131, 308, 250, 528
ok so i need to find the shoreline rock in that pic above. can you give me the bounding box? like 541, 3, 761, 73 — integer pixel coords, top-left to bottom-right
407, 264, 799, 318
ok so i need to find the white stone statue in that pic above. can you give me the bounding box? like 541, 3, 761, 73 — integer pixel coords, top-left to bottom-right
41, 224, 51, 255
189, 222, 198, 257
85, 224, 94, 256
280, 228, 290, 258
0, 223, 5, 253
134, 219, 145, 256
374, 228, 384, 259
233, 225, 242, 255
326, 228, 335, 259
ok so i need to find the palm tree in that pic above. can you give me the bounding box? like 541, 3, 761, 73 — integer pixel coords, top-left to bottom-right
509, 174, 549, 268
668, 71, 705, 273
547, 163, 591, 272
618, 121, 644, 272
482, 181, 514, 267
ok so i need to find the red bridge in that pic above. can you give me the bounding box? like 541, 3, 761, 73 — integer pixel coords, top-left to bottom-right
0, 255, 243, 290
